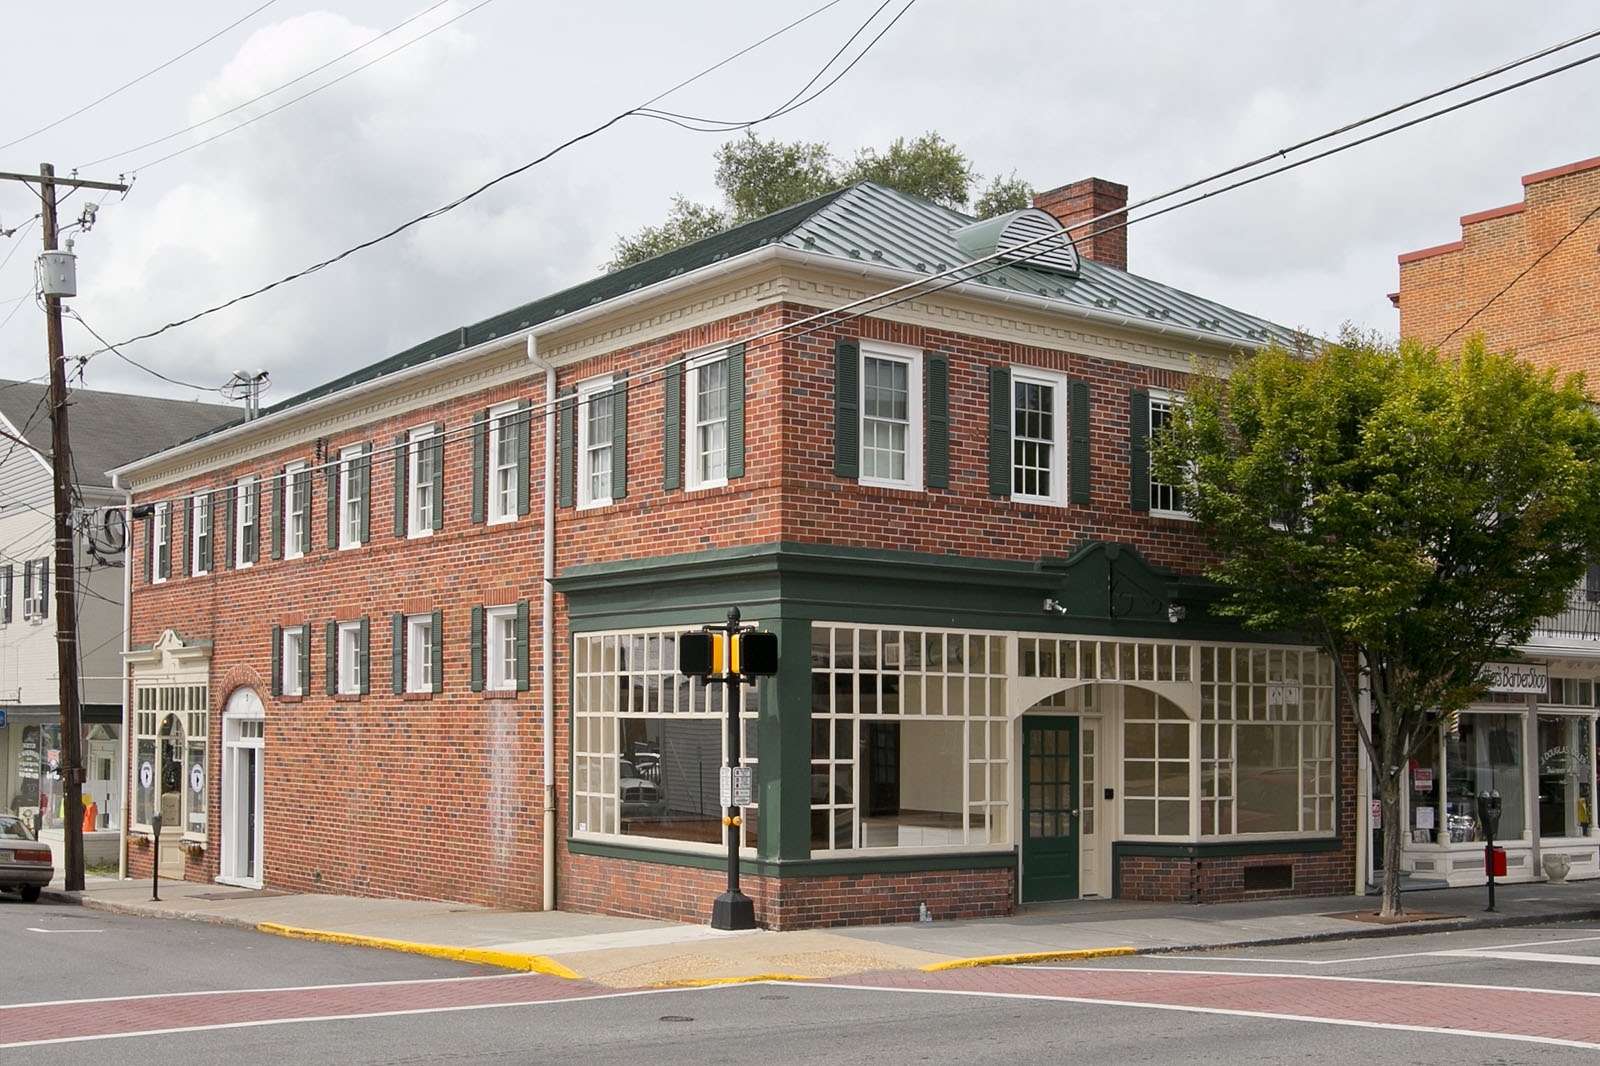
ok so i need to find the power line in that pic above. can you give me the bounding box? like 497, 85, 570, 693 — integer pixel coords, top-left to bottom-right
86, 0, 489, 172
83, 0, 902, 365
0, 1, 282, 154
64, 308, 226, 394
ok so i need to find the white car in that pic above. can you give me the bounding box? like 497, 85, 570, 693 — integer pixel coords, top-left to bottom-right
0, 814, 52, 903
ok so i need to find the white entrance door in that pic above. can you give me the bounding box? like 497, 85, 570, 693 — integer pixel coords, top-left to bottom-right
220, 688, 265, 887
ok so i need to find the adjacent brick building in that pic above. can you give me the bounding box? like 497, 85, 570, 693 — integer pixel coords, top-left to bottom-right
111, 179, 1359, 927
1392, 159, 1600, 887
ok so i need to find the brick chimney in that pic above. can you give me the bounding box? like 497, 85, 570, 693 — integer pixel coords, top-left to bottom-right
1032, 178, 1128, 272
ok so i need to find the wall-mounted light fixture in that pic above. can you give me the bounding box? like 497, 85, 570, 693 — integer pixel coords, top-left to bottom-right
1167, 604, 1187, 624
1043, 597, 1068, 616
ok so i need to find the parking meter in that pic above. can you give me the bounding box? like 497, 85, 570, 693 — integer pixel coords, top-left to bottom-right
150, 810, 162, 902
1477, 790, 1502, 840
1477, 790, 1502, 912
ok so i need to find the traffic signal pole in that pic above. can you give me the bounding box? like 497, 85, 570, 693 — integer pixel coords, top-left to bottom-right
712, 607, 756, 931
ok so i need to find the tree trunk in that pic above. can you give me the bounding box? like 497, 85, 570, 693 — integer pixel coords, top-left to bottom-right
1378, 768, 1405, 918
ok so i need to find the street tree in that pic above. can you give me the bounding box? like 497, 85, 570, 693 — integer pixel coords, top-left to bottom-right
606, 132, 1033, 270
1157, 331, 1600, 917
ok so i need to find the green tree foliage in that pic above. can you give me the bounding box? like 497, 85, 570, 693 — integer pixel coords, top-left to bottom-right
606, 132, 1032, 270
1158, 330, 1600, 916
841, 133, 973, 210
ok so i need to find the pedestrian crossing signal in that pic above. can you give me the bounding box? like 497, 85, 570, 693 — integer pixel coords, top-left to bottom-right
734, 631, 778, 676
677, 631, 724, 677
677, 630, 777, 678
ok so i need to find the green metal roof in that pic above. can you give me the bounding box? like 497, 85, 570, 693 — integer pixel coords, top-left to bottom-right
263, 181, 1293, 420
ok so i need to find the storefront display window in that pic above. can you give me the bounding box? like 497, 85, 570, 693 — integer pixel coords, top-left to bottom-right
572, 630, 758, 851
1413, 712, 1527, 843
1538, 715, 1594, 838
133, 683, 209, 838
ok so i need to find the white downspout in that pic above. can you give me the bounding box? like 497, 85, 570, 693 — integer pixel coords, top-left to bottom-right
527, 336, 558, 910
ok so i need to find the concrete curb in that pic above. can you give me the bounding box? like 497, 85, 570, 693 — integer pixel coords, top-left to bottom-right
921, 946, 1137, 970
256, 922, 581, 979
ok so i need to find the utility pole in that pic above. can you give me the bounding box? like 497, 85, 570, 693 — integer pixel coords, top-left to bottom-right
0, 164, 127, 891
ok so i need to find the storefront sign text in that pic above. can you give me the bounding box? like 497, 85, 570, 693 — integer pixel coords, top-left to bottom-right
1482, 662, 1548, 695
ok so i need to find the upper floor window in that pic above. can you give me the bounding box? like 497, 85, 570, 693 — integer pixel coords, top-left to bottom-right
283, 461, 311, 559
1012, 369, 1065, 504
151, 502, 172, 583
278, 625, 306, 697
233, 476, 259, 568
472, 603, 529, 692
579, 378, 616, 509
337, 443, 370, 549
476, 401, 529, 524
408, 426, 440, 537
0, 564, 12, 624
190, 493, 212, 576
834, 339, 935, 492
1131, 388, 1189, 519
22, 558, 48, 621
665, 344, 745, 493
689, 353, 729, 489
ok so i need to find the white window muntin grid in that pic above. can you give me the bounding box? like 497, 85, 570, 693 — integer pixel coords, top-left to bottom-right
284, 461, 310, 558
338, 445, 365, 548
488, 401, 520, 523
1011, 367, 1067, 505
809, 623, 1010, 852
190, 493, 211, 575
408, 426, 437, 537
577, 378, 613, 509
406, 614, 433, 692
858, 340, 922, 491
686, 350, 729, 490
486, 606, 518, 690
337, 621, 363, 695
1147, 389, 1187, 518
571, 629, 755, 851
281, 628, 303, 696
152, 502, 171, 583
235, 476, 257, 567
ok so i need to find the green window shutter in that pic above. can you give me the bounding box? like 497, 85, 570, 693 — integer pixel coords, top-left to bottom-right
988, 365, 1012, 496
429, 424, 445, 532
1070, 380, 1091, 505
180, 504, 191, 577
515, 400, 531, 517
325, 620, 338, 696
201, 493, 214, 573
393, 433, 408, 537
391, 613, 405, 694
610, 374, 628, 500
270, 473, 284, 561
250, 480, 263, 564
296, 468, 312, 550
299, 622, 311, 695
1130, 389, 1151, 512
430, 608, 444, 694
471, 411, 488, 524
833, 339, 859, 478
926, 352, 949, 489
515, 599, 530, 692
143, 513, 154, 584
0, 566, 10, 624
557, 389, 575, 508
469, 604, 485, 693
726, 342, 746, 479
223, 490, 236, 570
325, 465, 338, 550
270, 625, 282, 697
663, 360, 683, 491
359, 616, 371, 695
358, 444, 372, 543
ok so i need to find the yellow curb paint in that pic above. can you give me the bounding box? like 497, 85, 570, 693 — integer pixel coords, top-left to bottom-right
921, 946, 1136, 971
256, 922, 581, 980
651, 973, 816, 989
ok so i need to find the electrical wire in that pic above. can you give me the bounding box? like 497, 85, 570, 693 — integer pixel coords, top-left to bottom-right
1436, 199, 1600, 347
83, 0, 484, 172
64, 308, 227, 394
0, 1, 282, 154
83, 0, 904, 366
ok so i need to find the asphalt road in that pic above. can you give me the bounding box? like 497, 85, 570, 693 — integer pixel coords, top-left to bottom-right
5, 900, 1598, 1063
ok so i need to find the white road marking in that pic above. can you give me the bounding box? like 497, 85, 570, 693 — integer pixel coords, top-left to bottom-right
1197, 932, 1600, 966
1028, 964, 1600, 997
1432, 949, 1600, 966
26, 928, 104, 934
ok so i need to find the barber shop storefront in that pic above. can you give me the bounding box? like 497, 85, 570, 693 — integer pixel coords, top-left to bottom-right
1399, 664, 1599, 886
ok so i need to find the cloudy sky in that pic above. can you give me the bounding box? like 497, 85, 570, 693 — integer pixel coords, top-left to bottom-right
1, 0, 1596, 410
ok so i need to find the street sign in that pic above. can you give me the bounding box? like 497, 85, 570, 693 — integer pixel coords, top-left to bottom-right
720, 765, 754, 807
0, 709, 7, 728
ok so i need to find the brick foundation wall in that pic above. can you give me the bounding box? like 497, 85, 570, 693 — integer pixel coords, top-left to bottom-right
561, 850, 1015, 929
1117, 847, 1353, 904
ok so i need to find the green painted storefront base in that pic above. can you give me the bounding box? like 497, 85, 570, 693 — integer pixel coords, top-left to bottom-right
568, 837, 1017, 879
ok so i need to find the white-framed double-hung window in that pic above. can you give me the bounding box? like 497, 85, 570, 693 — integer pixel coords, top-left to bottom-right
471, 602, 529, 692
233, 475, 260, 567
1010, 368, 1069, 505
475, 400, 529, 524
272, 623, 310, 698
1131, 388, 1189, 519
329, 618, 369, 696
336, 443, 369, 549
151, 502, 172, 583
394, 610, 442, 694
688, 352, 729, 489
407, 425, 441, 537
190, 492, 212, 576
282, 461, 311, 559
860, 343, 921, 488
578, 378, 614, 509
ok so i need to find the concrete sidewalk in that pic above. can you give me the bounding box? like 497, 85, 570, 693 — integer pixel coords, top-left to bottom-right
37, 875, 1600, 989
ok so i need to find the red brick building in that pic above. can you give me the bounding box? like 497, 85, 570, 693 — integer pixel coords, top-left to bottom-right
1392, 159, 1600, 887
112, 180, 1358, 927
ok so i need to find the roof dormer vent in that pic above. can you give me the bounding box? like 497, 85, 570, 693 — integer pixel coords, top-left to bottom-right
951, 208, 1080, 277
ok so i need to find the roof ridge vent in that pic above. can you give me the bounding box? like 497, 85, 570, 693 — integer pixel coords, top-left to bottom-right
950, 209, 1080, 277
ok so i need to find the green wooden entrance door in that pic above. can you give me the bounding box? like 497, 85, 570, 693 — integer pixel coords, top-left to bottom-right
1021, 716, 1080, 902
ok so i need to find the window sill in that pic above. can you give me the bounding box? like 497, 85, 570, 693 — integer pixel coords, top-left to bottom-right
402, 691, 435, 701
